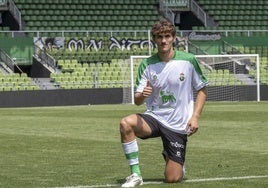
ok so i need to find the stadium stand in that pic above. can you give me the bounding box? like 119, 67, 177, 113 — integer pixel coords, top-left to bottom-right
13, 0, 161, 31
0, 0, 267, 90
0, 72, 39, 91
195, 0, 268, 31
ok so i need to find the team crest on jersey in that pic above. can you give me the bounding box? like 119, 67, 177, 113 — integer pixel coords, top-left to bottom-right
179, 73, 185, 81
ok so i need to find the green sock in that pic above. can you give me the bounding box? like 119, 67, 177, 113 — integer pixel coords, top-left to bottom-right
122, 139, 142, 176
131, 164, 141, 176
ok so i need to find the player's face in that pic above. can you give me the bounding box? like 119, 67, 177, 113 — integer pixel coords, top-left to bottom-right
154, 33, 175, 53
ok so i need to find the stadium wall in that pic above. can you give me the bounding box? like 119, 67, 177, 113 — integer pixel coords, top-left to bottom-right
260, 86, 268, 101
0, 86, 267, 107
0, 88, 123, 107
205, 85, 266, 101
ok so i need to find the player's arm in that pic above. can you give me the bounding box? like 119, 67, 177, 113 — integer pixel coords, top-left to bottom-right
134, 81, 152, 106
187, 87, 207, 136
193, 87, 207, 118
134, 92, 145, 106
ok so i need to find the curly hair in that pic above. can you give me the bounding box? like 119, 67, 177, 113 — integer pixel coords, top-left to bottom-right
151, 18, 176, 38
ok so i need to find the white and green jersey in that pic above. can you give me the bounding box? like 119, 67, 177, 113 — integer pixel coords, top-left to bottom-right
136, 50, 208, 134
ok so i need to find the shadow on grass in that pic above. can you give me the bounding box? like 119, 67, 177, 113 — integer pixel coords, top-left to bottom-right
117, 178, 164, 184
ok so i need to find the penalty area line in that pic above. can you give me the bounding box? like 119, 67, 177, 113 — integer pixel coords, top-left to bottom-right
52, 175, 268, 188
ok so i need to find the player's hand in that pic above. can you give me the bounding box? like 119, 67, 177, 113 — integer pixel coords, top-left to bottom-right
186, 116, 199, 136
142, 80, 152, 98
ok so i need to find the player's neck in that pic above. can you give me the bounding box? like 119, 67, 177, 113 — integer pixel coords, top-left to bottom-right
158, 48, 174, 63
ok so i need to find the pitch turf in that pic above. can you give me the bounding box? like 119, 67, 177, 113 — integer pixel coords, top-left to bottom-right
0, 102, 267, 188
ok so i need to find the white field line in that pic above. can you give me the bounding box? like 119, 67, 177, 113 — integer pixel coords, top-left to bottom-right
52, 175, 268, 188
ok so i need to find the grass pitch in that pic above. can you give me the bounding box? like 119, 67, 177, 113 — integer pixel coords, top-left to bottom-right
0, 102, 267, 188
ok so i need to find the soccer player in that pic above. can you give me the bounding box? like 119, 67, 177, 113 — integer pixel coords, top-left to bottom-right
119, 18, 208, 187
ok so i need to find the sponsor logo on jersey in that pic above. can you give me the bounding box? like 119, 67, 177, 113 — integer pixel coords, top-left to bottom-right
160, 90, 176, 103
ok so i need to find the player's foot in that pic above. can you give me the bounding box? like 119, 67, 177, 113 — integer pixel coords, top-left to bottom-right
121, 173, 143, 187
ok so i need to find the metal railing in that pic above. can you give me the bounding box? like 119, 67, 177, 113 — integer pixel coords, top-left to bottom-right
190, 0, 217, 27
0, 49, 24, 73
222, 41, 242, 55
161, 0, 190, 11
188, 41, 208, 55
0, 48, 15, 71
159, 1, 175, 25
8, 0, 22, 30
0, 30, 268, 38
160, 0, 217, 27
34, 45, 57, 68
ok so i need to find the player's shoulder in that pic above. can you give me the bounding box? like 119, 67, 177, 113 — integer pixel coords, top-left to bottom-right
143, 53, 160, 64
139, 54, 160, 70
173, 50, 196, 61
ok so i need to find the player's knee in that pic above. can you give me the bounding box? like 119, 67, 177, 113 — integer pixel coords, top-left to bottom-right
119, 117, 133, 135
164, 173, 183, 183
165, 176, 183, 183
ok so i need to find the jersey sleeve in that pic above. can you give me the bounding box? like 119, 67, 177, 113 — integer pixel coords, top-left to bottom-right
135, 74, 148, 93
191, 57, 209, 90
135, 60, 149, 93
